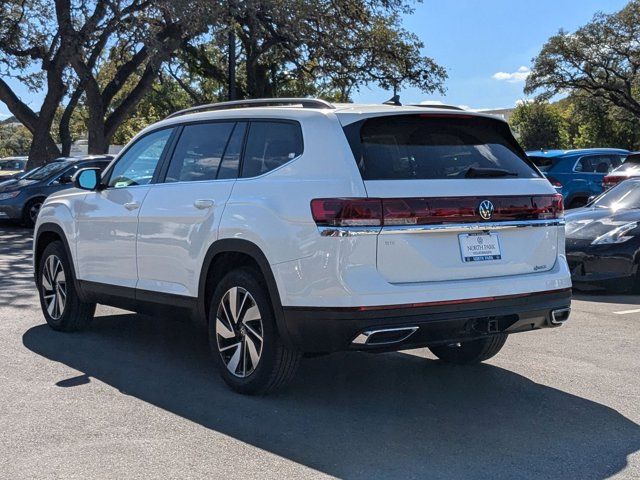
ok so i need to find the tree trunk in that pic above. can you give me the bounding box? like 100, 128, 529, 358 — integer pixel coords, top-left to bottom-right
88, 125, 110, 154
27, 130, 61, 169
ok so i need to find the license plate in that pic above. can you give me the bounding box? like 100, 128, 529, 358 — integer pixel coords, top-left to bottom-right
459, 233, 502, 262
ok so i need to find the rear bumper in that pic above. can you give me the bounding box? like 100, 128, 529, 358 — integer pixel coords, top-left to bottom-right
282, 288, 572, 353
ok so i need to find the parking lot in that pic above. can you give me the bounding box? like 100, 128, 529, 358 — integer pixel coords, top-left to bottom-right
0, 221, 639, 480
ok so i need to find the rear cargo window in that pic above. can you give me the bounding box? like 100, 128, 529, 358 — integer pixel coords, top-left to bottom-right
343, 115, 539, 180
528, 155, 555, 172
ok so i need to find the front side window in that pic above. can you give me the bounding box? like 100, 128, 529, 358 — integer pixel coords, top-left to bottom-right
344, 115, 539, 180
108, 128, 172, 188
165, 123, 235, 183
241, 121, 303, 178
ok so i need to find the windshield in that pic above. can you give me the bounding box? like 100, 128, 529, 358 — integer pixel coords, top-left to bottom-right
592, 179, 640, 210
24, 161, 70, 180
343, 115, 539, 180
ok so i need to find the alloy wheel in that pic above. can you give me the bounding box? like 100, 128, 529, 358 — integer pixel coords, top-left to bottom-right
215, 286, 264, 378
42, 255, 67, 320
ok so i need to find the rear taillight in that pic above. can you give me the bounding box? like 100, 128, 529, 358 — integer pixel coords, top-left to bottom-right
547, 177, 562, 188
310, 198, 382, 226
311, 195, 564, 227
603, 175, 626, 189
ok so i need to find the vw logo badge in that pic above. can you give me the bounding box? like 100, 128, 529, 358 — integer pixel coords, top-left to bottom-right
478, 200, 494, 220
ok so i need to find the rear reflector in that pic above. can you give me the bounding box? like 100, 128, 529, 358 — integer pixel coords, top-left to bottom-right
311, 195, 564, 227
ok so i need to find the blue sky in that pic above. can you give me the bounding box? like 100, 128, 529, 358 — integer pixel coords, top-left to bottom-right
0, 0, 631, 119
353, 0, 629, 108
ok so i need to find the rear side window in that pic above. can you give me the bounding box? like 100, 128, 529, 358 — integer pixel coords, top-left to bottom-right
343, 115, 539, 180
165, 122, 235, 183
241, 121, 303, 178
575, 155, 624, 173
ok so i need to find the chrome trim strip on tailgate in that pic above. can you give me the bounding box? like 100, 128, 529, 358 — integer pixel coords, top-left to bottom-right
319, 219, 565, 237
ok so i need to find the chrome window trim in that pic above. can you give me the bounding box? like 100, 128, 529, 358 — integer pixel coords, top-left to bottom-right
318, 219, 565, 237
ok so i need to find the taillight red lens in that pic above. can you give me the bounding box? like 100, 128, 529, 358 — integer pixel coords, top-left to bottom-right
603, 175, 625, 188
532, 194, 564, 219
547, 177, 562, 188
310, 198, 383, 226
311, 195, 564, 228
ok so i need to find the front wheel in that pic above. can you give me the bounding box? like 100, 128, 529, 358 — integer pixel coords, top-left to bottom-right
208, 268, 300, 395
429, 334, 508, 365
22, 197, 44, 227
37, 241, 96, 331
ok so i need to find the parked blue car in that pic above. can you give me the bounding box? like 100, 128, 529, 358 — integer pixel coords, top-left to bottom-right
527, 148, 629, 208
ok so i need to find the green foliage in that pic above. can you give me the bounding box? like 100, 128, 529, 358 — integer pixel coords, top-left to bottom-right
526, 1, 640, 119
0, 123, 32, 157
510, 95, 640, 151
510, 101, 566, 151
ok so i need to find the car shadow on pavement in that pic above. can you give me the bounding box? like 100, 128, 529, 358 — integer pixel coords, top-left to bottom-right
23, 312, 640, 480
573, 292, 640, 306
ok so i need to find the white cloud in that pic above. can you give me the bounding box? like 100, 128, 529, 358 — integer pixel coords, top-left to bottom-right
492, 66, 531, 83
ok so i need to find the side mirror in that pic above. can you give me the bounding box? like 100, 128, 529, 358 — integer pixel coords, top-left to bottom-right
73, 168, 101, 191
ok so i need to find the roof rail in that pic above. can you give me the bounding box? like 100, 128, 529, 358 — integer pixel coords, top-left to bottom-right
166, 98, 335, 119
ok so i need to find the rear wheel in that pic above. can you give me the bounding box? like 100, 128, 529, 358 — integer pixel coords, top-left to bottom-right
567, 197, 587, 209
38, 241, 96, 331
208, 268, 300, 394
429, 334, 508, 365
22, 197, 45, 227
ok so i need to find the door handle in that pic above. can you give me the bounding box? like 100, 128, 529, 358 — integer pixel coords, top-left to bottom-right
194, 199, 214, 210
124, 202, 140, 211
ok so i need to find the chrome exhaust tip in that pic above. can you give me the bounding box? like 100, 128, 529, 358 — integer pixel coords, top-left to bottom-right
550, 307, 571, 325
352, 326, 419, 346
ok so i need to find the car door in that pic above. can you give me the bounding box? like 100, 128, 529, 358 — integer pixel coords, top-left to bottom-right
75, 128, 174, 289
135, 121, 244, 297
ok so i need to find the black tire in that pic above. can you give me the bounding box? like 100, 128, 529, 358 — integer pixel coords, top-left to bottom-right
37, 241, 96, 332
429, 334, 508, 365
567, 197, 587, 210
22, 197, 45, 227
208, 267, 300, 395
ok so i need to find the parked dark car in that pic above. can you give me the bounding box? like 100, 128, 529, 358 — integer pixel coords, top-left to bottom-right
603, 152, 640, 190
0, 157, 27, 178
0, 155, 112, 226
565, 178, 640, 292
527, 148, 629, 209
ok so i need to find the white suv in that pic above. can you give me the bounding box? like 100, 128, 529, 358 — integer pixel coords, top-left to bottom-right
34, 98, 572, 394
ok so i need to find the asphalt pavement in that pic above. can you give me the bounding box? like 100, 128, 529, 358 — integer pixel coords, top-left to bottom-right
1, 221, 639, 479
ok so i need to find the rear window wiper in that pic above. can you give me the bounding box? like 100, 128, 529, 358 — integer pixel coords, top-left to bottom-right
464, 167, 518, 178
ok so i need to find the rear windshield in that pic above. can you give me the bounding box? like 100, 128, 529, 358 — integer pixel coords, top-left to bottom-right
343, 115, 539, 180
528, 155, 555, 172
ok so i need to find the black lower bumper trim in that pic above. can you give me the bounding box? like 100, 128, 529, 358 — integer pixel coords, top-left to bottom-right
282, 289, 571, 353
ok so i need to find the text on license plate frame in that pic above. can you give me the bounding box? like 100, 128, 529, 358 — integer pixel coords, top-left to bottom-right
458, 232, 502, 262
